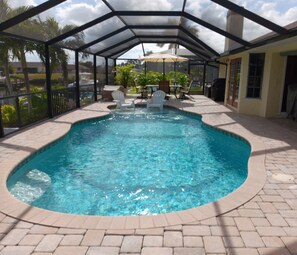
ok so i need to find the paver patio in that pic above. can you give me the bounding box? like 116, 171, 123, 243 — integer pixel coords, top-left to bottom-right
0, 95, 297, 255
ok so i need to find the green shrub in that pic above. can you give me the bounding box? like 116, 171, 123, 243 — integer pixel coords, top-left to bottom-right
134, 72, 148, 86
146, 71, 163, 84
114, 64, 135, 88
1, 104, 17, 127
167, 71, 190, 86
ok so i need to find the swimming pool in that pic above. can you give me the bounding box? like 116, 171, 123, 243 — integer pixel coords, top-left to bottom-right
7, 108, 250, 216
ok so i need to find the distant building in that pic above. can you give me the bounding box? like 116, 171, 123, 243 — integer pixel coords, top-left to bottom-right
11, 62, 91, 74
12, 62, 45, 73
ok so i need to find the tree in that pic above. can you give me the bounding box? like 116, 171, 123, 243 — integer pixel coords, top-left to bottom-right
0, 2, 36, 97
5, 5, 38, 114
0, 36, 15, 95
0, 0, 13, 95
35, 17, 86, 86
10, 6, 35, 96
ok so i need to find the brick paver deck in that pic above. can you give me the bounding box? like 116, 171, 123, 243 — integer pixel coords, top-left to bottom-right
0, 95, 296, 255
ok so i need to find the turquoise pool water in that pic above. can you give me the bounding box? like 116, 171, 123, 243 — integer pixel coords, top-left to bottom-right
7, 108, 250, 216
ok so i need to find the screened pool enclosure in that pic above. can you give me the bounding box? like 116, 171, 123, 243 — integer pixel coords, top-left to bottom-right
0, 0, 297, 137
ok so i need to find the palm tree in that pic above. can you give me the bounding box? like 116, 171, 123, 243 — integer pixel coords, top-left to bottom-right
0, 36, 15, 95
6, 5, 38, 115
9, 6, 35, 95
0, 2, 35, 97
35, 17, 86, 86
0, 0, 14, 95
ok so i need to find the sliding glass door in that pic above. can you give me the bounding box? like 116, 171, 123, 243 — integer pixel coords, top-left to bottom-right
228, 58, 241, 108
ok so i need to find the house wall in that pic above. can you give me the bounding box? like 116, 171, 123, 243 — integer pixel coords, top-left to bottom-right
222, 52, 267, 116
220, 36, 297, 118
218, 63, 227, 78
265, 53, 287, 117
236, 53, 268, 117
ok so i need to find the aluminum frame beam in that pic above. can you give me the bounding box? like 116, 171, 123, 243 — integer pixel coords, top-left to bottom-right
211, 0, 288, 35
0, 0, 66, 31
47, 12, 114, 45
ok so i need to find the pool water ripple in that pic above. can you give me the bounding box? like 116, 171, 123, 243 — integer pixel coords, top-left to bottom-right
7, 109, 250, 216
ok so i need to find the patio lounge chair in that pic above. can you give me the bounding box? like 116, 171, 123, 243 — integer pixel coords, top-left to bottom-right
112, 90, 135, 110
179, 80, 193, 99
146, 90, 166, 111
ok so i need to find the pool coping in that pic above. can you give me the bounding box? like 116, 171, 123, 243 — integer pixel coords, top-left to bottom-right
0, 100, 266, 230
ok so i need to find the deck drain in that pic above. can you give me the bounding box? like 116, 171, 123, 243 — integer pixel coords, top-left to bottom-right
271, 173, 295, 182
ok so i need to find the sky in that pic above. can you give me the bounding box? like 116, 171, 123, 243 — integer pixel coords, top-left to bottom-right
7, 0, 297, 62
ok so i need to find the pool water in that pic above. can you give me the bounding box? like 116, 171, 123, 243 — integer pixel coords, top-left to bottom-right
7, 108, 250, 216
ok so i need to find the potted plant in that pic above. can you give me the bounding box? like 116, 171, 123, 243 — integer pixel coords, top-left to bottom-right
114, 64, 135, 94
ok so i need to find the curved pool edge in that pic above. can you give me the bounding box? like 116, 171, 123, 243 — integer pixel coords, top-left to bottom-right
0, 101, 266, 230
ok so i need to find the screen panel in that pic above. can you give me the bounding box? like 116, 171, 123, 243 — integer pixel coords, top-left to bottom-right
1, 0, 49, 22
89, 30, 135, 54
4, 1, 111, 42
185, 0, 274, 42
105, 0, 184, 11
100, 38, 140, 57
133, 29, 179, 36
56, 16, 125, 49
121, 16, 180, 26
179, 18, 226, 54
234, 0, 297, 28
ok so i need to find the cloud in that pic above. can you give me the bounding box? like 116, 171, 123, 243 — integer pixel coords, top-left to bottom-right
236, 1, 297, 40
235, 0, 297, 26
257, 2, 297, 26
8, 0, 35, 8
185, 0, 227, 52
106, 0, 174, 11
56, 2, 110, 26
6, 0, 297, 57
9, 0, 36, 8
184, 0, 297, 53
120, 43, 170, 59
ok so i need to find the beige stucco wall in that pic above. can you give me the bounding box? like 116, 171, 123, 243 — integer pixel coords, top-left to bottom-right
219, 36, 297, 118
265, 53, 287, 117
218, 63, 227, 78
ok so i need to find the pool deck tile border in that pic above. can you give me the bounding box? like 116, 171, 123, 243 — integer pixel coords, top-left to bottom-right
1, 95, 297, 254
0, 96, 270, 230
0, 96, 266, 230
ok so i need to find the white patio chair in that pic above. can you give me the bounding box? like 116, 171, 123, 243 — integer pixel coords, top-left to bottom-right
111, 90, 135, 110
146, 90, 166, 111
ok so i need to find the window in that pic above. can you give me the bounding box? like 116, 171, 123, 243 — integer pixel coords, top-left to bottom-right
247, 53, 265, 98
